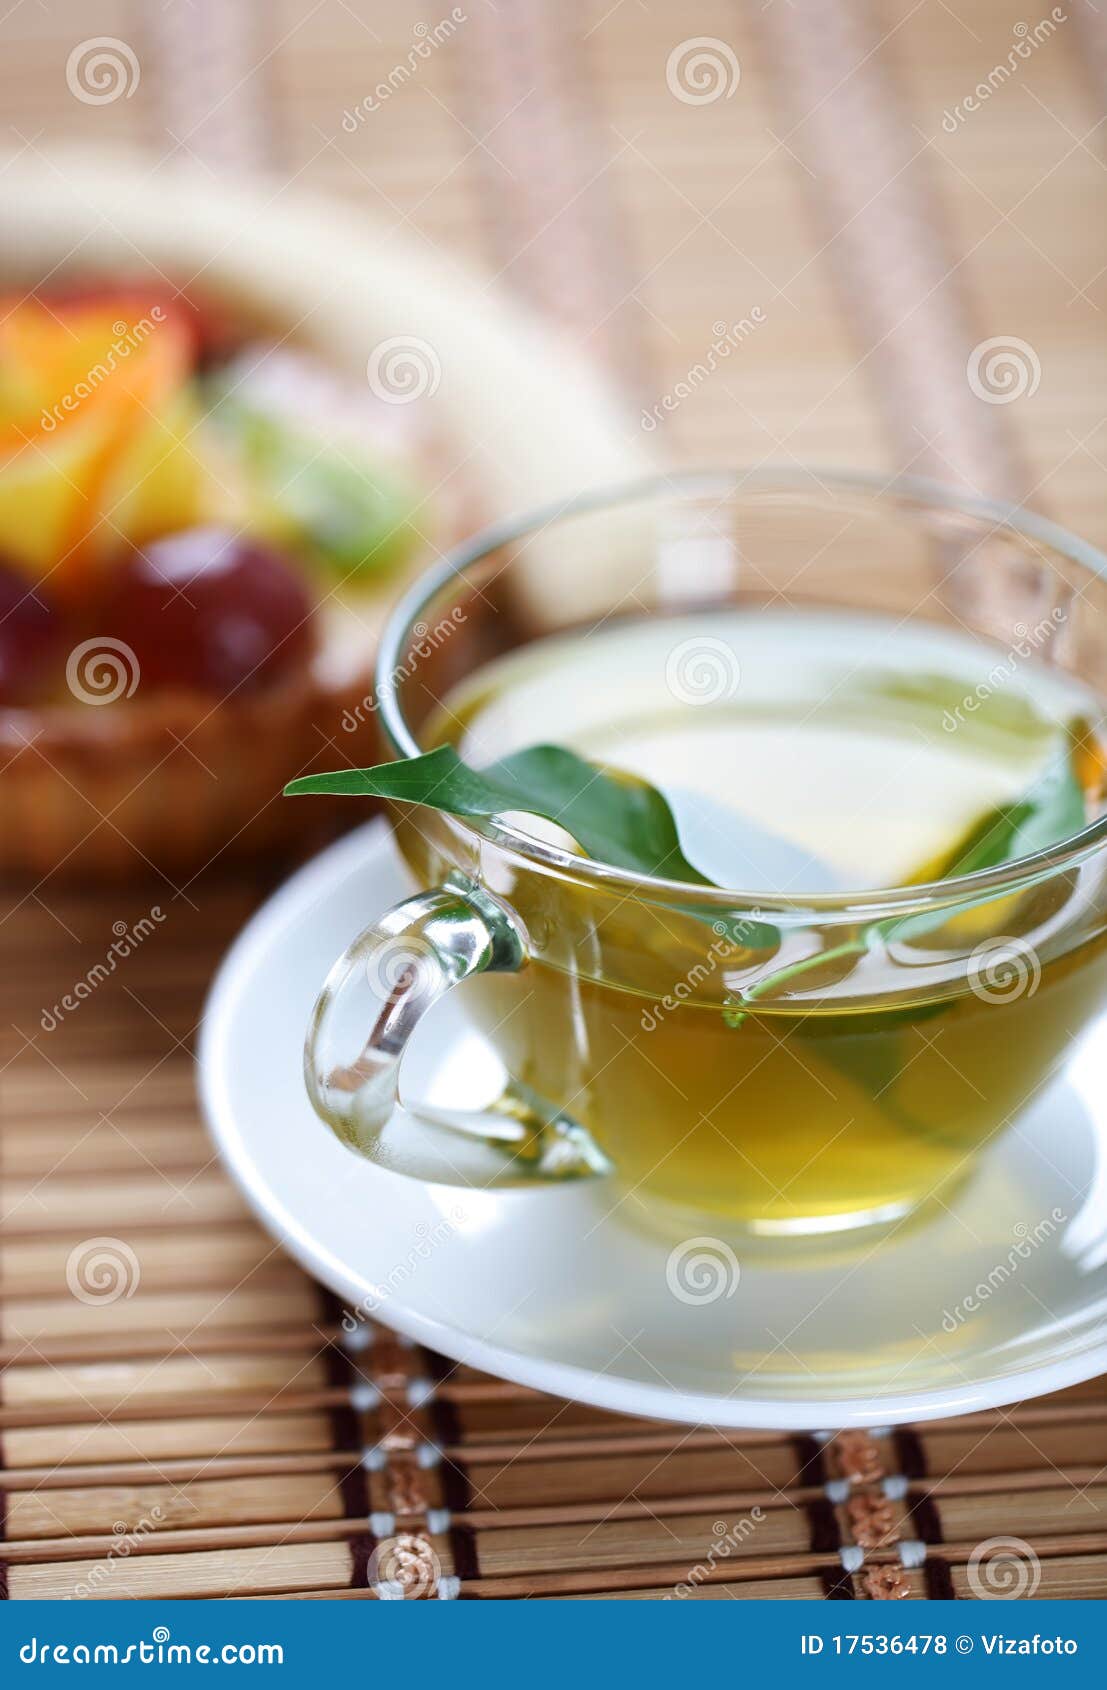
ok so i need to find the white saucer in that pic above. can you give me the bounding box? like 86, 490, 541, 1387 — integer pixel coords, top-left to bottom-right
199, 820, 1107, 1429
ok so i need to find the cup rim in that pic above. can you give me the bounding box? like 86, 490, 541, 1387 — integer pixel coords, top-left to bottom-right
375, 465, 1107, 918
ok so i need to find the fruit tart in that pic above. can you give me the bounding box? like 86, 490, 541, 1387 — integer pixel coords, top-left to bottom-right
0, 285, 455, 879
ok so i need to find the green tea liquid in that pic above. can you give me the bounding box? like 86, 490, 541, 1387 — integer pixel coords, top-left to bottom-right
421, 609, 1107, 1233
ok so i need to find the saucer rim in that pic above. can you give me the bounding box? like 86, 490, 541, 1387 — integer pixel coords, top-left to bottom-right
198, 818, 1107, 1430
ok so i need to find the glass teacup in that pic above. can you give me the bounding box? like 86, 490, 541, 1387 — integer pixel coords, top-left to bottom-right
304, 469, 1107, 1239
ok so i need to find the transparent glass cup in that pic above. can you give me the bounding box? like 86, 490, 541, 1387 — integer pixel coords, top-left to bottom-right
304, 469, 1107, 1238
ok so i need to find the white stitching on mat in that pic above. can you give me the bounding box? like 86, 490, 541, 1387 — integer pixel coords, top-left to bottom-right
361, 1437, 442, 1470
828, 1469, 910, 1501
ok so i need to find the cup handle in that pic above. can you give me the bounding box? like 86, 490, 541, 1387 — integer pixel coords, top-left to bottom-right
304, 876, 611, 1187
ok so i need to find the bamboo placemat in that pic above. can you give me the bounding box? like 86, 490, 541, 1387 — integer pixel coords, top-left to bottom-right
0, 872, 1106, 1602
2, 0, 1107, 1603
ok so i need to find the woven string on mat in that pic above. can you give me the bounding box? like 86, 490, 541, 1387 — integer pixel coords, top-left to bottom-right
1070, 1, 1107, 136
145, 0, 273, 176
452, 0, 654, 406
759, 0, 1029, 503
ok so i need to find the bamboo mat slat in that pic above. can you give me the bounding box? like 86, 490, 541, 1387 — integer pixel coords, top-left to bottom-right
3, 0, 1107, 1602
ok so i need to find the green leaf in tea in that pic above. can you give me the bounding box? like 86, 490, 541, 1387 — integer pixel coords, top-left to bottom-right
288, 745, 781, 954
724, 717, 1093, 1025
729, 718, 1095, 1130
287, 717, 1096, 1042
881, 716, 1090, 947
289, 716, 1100, 1155
287, 743, 716, 885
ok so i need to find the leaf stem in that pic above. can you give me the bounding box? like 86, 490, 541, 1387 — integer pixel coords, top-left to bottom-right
725, 934, 867, 1024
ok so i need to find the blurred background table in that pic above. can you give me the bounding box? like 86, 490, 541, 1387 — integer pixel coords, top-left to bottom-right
2, 0, 1107, 1600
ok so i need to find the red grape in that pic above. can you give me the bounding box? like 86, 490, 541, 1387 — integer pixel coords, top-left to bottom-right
0, 565, 59, 705
103, 529, 315, 696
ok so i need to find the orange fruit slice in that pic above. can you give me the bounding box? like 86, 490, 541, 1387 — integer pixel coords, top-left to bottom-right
0, 295, 213, 599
